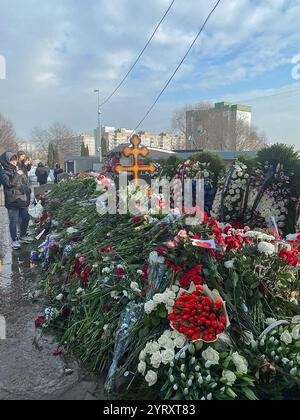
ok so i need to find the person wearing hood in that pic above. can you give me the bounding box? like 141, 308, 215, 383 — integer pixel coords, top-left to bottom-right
0, 152, 33, 250
35, 162, 49, 186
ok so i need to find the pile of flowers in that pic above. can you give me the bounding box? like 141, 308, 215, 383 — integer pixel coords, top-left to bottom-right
32, 173, 300, 401
212, 158, 298, 234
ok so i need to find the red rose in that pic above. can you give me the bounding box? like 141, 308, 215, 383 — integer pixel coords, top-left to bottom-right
103, 304, 110, 314
35, 316, 45, 328
132, 217, 142, 223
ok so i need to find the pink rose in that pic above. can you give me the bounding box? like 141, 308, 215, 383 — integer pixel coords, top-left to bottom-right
177, 230, 188, 239
166, 241, 176, 249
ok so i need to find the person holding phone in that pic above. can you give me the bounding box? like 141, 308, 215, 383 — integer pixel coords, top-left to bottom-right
0, 152, 33, 250
17, 150, 32, 179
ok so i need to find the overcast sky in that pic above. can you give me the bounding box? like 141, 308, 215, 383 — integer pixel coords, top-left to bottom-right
0, 0, 300, 148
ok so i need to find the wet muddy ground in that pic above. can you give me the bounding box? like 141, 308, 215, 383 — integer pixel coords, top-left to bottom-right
0, 208, 103, 400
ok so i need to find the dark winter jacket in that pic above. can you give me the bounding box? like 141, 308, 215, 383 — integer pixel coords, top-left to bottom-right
0, 152, 30, 209
54, 168, 63, 184
18, 160, 32, 178
35, 165, 49, 185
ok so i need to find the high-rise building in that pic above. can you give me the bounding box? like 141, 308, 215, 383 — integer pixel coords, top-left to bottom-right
57, 134, 96, 158
186, 102, 252, 151
102, 127, 186, 153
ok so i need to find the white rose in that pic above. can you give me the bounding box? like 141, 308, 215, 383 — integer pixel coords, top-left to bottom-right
139, 349, 147, 361
225, 260, 235, 269
158, 334, 171, 348
281, 331, 293, 345
102, 267, 111, 274
162, 330, 173, 339
172, 285, 179, 293
56, 294, 64, 302
222, 370, 237, 386
292, 317, 300, 324
138, 361, 147, 375
130, 282, 141, 293
174, 334, 187, 349
145, 342, 160, 354
161, 349, 175, 365
145, 370, 158, 387
150, 351, 162, 369
265, 318, 277, 326
232, 352, 248, 374
76, 288, 84, 296
292, 325, 300, 340
296, 355, 300, 365
202, 347, 220, 368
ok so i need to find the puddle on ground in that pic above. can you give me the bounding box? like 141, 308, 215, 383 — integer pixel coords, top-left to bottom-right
0, 208, 103, 400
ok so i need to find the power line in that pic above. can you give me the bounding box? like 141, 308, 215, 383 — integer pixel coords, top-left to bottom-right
100, 0, 176, 107
131, 0, 222, 134
239, 85, 300, 103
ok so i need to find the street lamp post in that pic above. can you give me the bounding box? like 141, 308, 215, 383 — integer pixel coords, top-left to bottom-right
94, 89, 102, 163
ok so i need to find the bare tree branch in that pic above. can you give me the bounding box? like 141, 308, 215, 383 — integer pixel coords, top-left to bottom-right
0, 113, 18, 154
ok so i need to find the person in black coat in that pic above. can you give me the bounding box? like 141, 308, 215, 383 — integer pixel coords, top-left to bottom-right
17, 150, 32, 178
18, 150, 32, 204
35, 162, 49, 186
54, 163, 63, 184
0, 152, 33, 250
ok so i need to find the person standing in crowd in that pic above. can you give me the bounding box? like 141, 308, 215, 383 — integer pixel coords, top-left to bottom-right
18, 150, 32, 206
35, 162, 49, 186
0, 152, 33, 250
17, 151, 32, 178
54, 163, 63, 184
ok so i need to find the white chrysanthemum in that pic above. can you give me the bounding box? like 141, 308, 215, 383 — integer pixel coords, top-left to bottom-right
258, 241, 276, 256
144, 301, 156, 315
